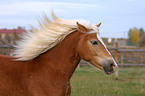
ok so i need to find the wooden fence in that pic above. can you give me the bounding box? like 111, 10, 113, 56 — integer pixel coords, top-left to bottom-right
0, 45, 14, 55
80, 48, 145, 67
0, 45, 145, 67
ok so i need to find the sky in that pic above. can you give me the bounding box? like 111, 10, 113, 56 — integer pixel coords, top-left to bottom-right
0, 0, 145, 38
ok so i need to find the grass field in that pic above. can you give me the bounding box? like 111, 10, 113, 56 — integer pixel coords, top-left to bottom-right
71, 67, 145, 96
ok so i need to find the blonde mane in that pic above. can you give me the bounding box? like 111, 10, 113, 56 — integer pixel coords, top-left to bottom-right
12, 12, 99, 61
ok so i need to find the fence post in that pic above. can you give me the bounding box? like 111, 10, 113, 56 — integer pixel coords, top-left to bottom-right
115, 41, 119, 63
121, 55, 124, 67
115, 39, 119, 78
77, 64, 80, 69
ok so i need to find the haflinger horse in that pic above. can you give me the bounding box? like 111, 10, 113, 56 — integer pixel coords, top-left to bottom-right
0, 12, 117, 96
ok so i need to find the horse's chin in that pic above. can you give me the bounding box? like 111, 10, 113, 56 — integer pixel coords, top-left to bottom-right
94, 65, 114, 75
88, 60, 103, 70
88, 60, 115, 75
103, 66, 115, 75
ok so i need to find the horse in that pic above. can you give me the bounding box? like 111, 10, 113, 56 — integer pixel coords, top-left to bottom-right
0, 12, 117, 96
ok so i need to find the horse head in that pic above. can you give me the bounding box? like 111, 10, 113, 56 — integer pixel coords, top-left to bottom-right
76, 22, 118, 75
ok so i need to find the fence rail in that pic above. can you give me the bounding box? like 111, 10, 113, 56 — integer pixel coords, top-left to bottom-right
0, 45, 145, 67
109, 48, 145, 66
79, 48, 145, 67
119, 63, 145, 66
0, 45, 14, 55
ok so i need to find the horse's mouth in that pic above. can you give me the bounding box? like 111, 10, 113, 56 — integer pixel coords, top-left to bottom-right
103, 65, 116, 75
89, 60, 117, 75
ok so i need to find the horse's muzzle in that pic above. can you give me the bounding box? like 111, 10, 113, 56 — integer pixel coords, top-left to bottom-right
102, 61, 117, 75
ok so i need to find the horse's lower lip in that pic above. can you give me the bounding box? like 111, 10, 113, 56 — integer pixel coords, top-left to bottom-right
105, 71, 114, 75
103, 66, 115, 75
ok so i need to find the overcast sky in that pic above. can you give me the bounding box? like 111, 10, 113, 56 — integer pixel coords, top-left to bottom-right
0, 0, 145, 38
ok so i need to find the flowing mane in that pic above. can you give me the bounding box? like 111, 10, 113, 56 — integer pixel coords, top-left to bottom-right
12, 12, 99, 61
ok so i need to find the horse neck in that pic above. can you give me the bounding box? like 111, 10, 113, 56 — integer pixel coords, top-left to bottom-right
35, 31, 81, 79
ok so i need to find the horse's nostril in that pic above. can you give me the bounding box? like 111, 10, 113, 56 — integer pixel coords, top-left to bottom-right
110, 63, 113, 67
110, 63, 114, 71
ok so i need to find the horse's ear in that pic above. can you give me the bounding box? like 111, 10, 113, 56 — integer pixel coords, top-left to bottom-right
96, 22, 101, 27
76, 22, 87, 32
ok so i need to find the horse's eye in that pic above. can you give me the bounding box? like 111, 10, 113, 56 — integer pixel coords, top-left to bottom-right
90, 41, 98, 45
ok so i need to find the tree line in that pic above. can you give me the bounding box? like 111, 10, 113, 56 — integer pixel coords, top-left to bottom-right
128, 27, 145, 47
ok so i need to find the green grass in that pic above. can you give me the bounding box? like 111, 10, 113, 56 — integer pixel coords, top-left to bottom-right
71, 67, 145, 96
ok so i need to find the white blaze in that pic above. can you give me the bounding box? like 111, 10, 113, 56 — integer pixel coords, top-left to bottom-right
97, 33, 118, 67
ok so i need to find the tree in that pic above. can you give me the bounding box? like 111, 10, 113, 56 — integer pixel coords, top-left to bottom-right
128, 28, 132, 40
128, 27, 144, 46
17, 26, 25, 30
130, 28, 139, 45
138, 28, 145, 47
138, 28, 144, 38
138, 34, 145, 47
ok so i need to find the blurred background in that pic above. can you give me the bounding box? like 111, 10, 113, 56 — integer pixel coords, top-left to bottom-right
0, 0, 145, 96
